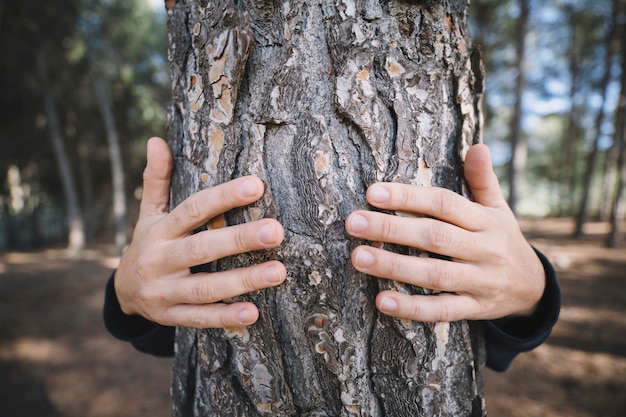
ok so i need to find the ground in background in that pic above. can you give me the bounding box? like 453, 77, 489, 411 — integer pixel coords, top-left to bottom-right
0, 218, 624, 417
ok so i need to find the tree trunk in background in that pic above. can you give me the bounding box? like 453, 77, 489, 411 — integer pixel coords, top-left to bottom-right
560, 37, 581, 217
507, 0, 529, 215
37, 50, 85, 254
92, 75, 128, 253
608, 23, 626, 248
167, 0, 485, 415
77, 134, 96, 241
574, 0, 620, 237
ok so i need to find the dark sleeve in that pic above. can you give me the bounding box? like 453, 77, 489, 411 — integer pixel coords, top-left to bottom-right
103, 272, 175, 357
484, 248, 561, 372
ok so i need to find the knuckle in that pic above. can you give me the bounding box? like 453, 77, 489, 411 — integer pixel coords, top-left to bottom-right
426, 223, 455, 253
408, 298, 425, 321
180, 193, 204, 224
186, 309, 206, 328
385, 254, 404, 280
192, 282, 218, 303
233, 228, 250, 254
434, 191, 457, 218
435, 301, 454, 322
380, 217, 399, 242
217, 182, 236, 208
427, 262, 453, 291
240, 268, 259, 293
185, 236, 212, 264
399, 186, 415, 210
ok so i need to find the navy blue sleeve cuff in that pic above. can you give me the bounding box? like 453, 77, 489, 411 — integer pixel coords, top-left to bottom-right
103, 272, 175, 357
485, 248, 561, 371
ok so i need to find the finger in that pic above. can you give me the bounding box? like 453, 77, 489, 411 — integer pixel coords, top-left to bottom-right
346, 211, 484, 260
364, 182, 487, 231
166, 261, 286, 305
140, 137, 174, 216
161, 301, 262, 328
351, 246, 484, 293
464, 144, 508, 210
376, 291, 483, 322
165, 219, 284, 271
161, 176, 265, 238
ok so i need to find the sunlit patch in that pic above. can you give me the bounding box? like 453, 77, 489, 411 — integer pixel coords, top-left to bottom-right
0, 338, 71, 364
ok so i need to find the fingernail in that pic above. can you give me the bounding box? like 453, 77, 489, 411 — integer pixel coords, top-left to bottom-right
257, 223, 277, 245
263, 265, 284, 285
379, 297, 398, 313
355, 249, 375, 268
368, 184, 390, 203
238, 309, 255, 325
348, 214, 368, 233
239, 178, 260, 198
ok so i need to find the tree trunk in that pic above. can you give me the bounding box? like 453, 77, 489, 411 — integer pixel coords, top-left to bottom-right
92, 74, 128, 253
507, 0, 529, 215
608, 19, 626, 248
574, 0, 620, 237
167, 0, 485, 415
559, 39, 581, 217
37, 50, 85, 254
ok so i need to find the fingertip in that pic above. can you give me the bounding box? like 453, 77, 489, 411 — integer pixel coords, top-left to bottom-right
262, 261, 287, 285
352, 246, 376, 269
236, 305, 259, 325
377, 294, 399, 314
366, 183, 391, 205
465, 144, 492, 177
345, 212, 369, 234
257, 219, 285, 246
465, 144, 507, 209
145, 137, 173, 179
237, 176, 265, 199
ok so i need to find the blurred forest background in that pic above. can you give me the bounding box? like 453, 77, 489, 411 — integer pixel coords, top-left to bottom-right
1, 1, 626, 417
1, 0, 626, 252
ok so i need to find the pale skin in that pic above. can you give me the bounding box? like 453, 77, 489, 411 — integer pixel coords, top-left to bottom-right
114, 137, 545, 329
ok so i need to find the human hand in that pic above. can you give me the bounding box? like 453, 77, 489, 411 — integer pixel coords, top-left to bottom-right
114, 137, 286, 328
345, 144, 545, 322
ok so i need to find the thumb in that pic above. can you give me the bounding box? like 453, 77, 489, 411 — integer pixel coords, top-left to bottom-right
464, 144, 508, 210
139, 137, 173, 215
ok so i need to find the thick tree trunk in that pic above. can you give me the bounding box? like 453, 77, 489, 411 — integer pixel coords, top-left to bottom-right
167, 0, 485, 415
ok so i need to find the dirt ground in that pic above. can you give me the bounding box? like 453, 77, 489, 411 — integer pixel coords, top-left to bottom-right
0, 217, 624, 417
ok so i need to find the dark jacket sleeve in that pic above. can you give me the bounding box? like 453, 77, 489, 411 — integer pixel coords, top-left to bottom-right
103, 273, 175, 357
484, 248, 561, 371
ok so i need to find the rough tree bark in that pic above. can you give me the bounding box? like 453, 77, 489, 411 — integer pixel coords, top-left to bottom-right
166, 0, 485, 415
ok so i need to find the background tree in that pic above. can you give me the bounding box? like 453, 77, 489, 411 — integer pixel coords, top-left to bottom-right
166, 0, 486, 415
0, 0, 169, 250
507, 0, 529, 215
574, 0, 622, 237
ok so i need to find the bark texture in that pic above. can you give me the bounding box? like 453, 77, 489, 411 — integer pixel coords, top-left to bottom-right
167, 0, 485, 415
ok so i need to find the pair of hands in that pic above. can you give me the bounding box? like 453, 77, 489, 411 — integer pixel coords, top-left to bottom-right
114, 137, 545, 329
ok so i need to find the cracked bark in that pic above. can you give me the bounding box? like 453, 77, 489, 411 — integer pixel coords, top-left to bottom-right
167, 0, 486, 415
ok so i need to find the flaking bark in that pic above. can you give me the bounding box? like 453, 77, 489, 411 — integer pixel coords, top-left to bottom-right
167, 0, 486, 415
